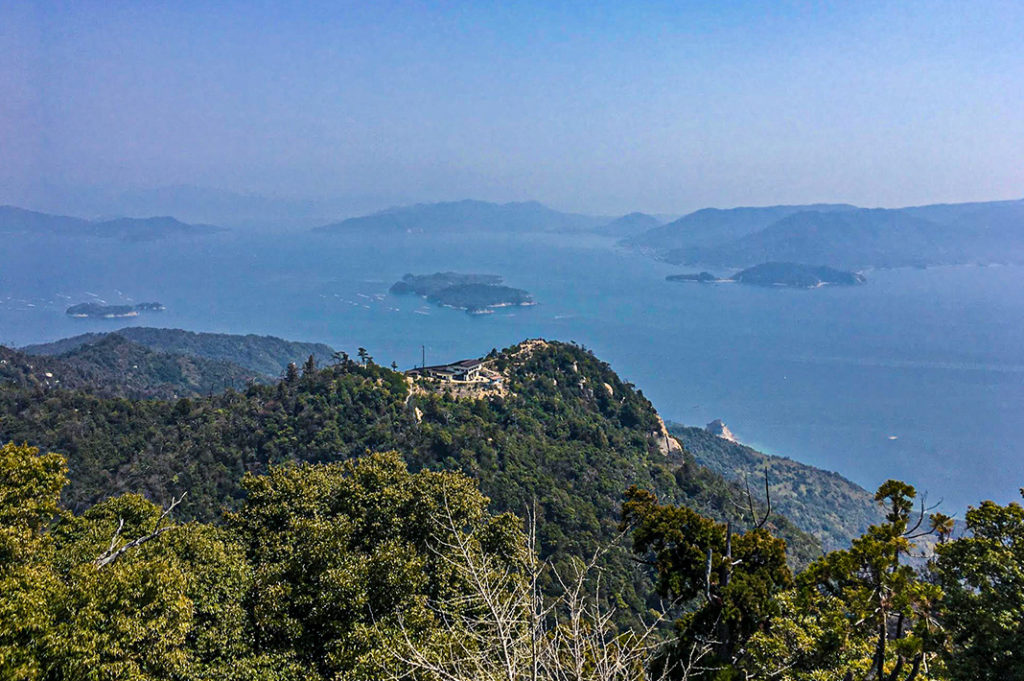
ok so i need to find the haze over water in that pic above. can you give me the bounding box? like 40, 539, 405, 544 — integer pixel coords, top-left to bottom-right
3, 229, 1022, 514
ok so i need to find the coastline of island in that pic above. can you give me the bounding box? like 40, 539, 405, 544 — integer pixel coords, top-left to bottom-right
390, 272, 535, 314
667, 262, 866, 289
66, 302, 166, 319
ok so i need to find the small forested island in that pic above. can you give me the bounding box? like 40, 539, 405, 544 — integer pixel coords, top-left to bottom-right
390, 272, 534, 314
66, 302, 165, 318
668, 262, 865, 289
666, 271, 721, 283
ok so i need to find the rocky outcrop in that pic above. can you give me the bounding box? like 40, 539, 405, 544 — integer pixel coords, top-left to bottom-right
653, 414, 683, 456
706, 419, 737, 442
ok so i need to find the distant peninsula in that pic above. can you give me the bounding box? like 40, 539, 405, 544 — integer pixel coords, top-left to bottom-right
66, 302, 166, 319
390, 272, 534, 314
667, 262, 865, 289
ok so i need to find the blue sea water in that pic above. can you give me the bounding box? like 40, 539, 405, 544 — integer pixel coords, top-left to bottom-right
3, 229, 1023, 514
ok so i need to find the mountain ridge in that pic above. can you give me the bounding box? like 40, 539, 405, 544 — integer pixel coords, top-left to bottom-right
313, 199, 605, 235
0, 205, 224, 241
21, 327, 336, 378
624, 197, 1024, 269
2, 334, 259, 399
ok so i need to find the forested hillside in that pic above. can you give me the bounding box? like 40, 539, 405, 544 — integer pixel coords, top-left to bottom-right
3, 338, 1020, 679
670, 424, 883, 550
0, 338, 824, 620
1, 335, 259, 399
22, 327, 337, 377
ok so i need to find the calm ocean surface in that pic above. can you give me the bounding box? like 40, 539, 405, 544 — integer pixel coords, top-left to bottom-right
3, 229, 1023, 513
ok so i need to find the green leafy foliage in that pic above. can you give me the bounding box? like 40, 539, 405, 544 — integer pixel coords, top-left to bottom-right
744, 480, 947, 680
0, 444, 526, 681
622, 486, 793, 675
228, 451, 526, 678
934, 491, 1024, 681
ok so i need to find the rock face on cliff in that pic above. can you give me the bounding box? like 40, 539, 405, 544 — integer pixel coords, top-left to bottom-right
706, 419, 737, 442
653, 414, 683, 455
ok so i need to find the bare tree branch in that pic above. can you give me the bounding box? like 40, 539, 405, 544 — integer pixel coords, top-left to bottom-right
93, 493, 185, 568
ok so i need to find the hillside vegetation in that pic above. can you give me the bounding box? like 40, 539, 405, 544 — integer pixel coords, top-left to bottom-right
670, 424, 883, 551
2, 335, 259, 399
4, 436, 1018, 680
23, 327, 336, 378
0, 338, 824, 622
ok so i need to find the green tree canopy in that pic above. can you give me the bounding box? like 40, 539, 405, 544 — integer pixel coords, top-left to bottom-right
934, 491, 1024, 681
621, 486, 792, 677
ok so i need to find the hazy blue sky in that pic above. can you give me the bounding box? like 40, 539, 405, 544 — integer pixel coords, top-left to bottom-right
2, 0, 1023, 215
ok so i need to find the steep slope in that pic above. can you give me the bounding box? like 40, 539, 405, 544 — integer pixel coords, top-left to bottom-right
23, 327, 336, 377
0, 205, 223, 240
670, 424, 883, 550
624, 204, 856, 252
1, 335, 259, 399
313, 199, 604, 235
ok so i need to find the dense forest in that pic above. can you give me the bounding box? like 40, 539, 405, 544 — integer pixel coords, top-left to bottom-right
21, 327, 336, 378
0, 339, 821, 626
3, 441, 1022, 680
1, 336, 1021, 679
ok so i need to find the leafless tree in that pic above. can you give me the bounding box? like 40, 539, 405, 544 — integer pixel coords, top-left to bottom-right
381, 498, 716, 681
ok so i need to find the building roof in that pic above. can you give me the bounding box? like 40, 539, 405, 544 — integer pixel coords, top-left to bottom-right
407, 358, 483, 374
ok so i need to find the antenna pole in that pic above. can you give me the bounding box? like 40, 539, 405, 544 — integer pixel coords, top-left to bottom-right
422, 345, 425, 369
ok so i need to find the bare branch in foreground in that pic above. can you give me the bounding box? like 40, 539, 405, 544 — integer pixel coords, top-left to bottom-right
93, 493, 186, 568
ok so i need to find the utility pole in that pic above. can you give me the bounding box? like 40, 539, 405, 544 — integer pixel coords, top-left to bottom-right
422, 345, 425, 369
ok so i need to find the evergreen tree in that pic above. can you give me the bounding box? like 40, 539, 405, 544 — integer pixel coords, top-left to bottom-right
302, 354, 317, 376
284, 362, 299, 383
622, 486, 792, 677
746, 480, 947, 680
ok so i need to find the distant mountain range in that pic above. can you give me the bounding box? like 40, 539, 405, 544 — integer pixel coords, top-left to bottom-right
627, 204, 857, 251
0, 205, 224, 241
11, 192, 1024, 269
623, 198, 1024, 269
314, 199, 607, 235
